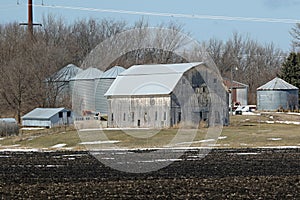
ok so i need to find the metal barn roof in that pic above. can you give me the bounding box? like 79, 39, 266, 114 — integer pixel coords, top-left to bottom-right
257, 77, 298, 90
105, 62, 203, 96
101, 66, 126, 79
22, 108, 67, 120
70, 67, 103, 81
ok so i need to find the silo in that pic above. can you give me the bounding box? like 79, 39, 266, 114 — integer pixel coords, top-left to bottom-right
70, 67, 103, 115
51, 64, 82, 94
46, 64, 82, 106
95, 66, 125, 115
257, 77, 299, 111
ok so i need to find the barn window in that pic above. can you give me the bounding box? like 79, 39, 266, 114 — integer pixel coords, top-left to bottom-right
144, 112, 147, 122
111, 113, 114, 121
155, 111, 158, 121
67, 111, 71, 117
58, 112, 63, 118
163, 112, 167, 120
131, 112, 134, 122
123, 113, 126, 121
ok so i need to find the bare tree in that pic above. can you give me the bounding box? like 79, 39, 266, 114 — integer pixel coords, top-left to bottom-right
290, 23, 300, 51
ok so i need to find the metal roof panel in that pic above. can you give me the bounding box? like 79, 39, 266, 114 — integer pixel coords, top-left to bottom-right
22, 108, 67, 120
257, 77, 299, 90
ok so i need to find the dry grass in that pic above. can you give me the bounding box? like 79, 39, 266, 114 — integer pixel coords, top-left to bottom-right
0, 113, 299, 150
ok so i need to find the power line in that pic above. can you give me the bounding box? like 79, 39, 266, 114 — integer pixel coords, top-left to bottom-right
33, 4, 300, 24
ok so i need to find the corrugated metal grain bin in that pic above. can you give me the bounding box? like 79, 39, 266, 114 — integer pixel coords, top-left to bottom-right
257, 77, 299, 111
70, 67, 103, 115
95, 66, 125, 115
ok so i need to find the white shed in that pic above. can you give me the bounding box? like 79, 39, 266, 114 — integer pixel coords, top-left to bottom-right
22, 108, 73, 128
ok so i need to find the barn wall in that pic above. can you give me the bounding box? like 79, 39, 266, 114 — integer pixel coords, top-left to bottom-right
107, 96, 171, 128
22, 119, 51, 127
172, 67, 228, 127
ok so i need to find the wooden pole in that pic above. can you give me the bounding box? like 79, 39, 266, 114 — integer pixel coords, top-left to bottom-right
28, 0, 33, 36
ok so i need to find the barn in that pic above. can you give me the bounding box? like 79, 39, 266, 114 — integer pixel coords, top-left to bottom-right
105, 62, 228, 128
257, 77, 299, 111
95, 66, 125, 115
22, 108, 73, 128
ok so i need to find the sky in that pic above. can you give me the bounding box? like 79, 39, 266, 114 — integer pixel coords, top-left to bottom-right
1, 0, 300, 52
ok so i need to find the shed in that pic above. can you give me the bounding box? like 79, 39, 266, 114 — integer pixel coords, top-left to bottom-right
105, 62, 228, 128
70, 67, 103, 114
223, 78, 248, 107
95, 66, 126, 115
257, 77, 299, 111
22, 108, 73, 128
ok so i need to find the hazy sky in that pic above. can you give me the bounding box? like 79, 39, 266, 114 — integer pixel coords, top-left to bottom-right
1, 0, 300, 52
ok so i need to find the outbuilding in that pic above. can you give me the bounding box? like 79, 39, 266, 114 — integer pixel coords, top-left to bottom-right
223, 78, 248, 107
257, 77, 299, 111
105, 62, 228, 128
22, 108, 73, 128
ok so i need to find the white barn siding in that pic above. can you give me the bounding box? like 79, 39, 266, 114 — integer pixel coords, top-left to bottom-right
108, 96, 171, 128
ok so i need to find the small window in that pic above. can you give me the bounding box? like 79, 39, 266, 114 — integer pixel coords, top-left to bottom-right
123, 113, 126, 121
111, 113, 114, 121
144, 112, 147, 122
67, 111, 71, 117
163, 112, 167, 120
58, 112, 63, 118
131, 112, 134, 122
155, 111, 158, 121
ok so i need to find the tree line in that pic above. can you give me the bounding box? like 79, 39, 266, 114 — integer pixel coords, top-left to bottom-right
0, 15, 299, 122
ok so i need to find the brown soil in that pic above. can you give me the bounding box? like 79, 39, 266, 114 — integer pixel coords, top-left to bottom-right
0, 148, 299, 199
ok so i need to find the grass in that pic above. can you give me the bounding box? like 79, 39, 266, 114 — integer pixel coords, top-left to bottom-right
0, 114, 299, 150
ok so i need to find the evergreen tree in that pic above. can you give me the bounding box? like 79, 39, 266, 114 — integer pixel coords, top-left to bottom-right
281, 52, 300, 88
280, 52, 300, 105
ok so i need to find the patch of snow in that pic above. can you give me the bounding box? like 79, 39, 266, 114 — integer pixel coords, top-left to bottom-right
287, 112, 300, 116
218, 136, 227, 140
175, 139, 216, 146
21, 127, 44, 130
259, 146, 300, 149
267, 138, 282, 141
263, 120, 300, 125
266, 121, 275, 124
51, 143, 67, 148
0, 138, 4, 141
0, 148, 39, 152
79, 140, 120, 145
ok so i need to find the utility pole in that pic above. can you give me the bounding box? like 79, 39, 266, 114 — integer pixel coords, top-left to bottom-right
19, 0, 42, 39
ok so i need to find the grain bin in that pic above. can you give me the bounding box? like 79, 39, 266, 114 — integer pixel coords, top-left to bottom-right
70, 67, 103, 115
257, 77, 299, 111
95, 66, 125, 115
